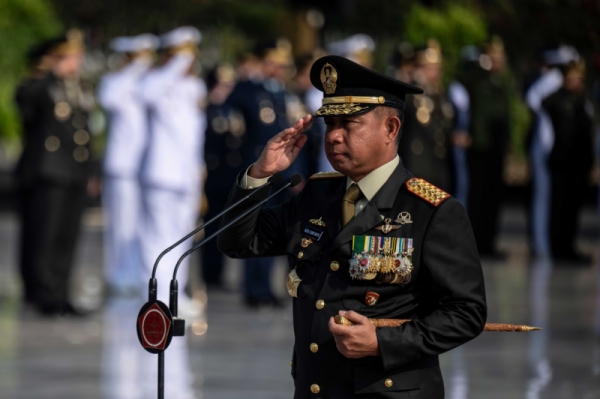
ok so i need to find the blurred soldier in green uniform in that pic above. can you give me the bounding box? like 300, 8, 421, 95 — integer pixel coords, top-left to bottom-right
400, 40, 454, 192
542, 60, 594, 264
201, 64, 244, 287
15, 31, 96, 315
456, 37, 514, 259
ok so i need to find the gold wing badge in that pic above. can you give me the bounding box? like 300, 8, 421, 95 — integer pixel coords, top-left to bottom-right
320, 63, 338, 95
374, 218, 401, 234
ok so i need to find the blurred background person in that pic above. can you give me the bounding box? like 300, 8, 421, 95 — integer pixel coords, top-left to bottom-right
225, 38, 295, 307
293, 51, 328, 175
454, 37, 514, 260
14, 30, 96, 316
201, 64, 242, 289
139, 26, 206, 314
526, 45, 580, 258
326, 33, 375, 68
286, 53, 321, 177
448, 46, 482, 206
392, 41, 416, 84
98, 33, 159, 296
542, 59, 594, 264
400, 39, 454, 192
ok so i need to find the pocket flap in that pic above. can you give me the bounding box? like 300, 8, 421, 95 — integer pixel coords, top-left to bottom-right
286, 232, 325, 263
353, 364, 420, 394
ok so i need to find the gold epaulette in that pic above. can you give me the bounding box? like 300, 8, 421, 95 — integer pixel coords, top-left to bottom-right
406, 178, 450, 206
309, 171, 345, 180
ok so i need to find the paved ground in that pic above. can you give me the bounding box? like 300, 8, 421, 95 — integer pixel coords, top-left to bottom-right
0, 205, 599, 399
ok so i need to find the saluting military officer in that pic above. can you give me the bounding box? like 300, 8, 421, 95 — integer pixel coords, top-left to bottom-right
218, 56, 487, 398
139, 26, 206, 309
15, 31, 96, 315
98, 33, 159, 294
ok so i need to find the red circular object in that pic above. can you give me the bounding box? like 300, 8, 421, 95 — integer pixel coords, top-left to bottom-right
138, 302, 172, 351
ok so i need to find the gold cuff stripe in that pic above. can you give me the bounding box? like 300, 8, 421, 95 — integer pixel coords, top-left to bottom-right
322, 96, 386, 105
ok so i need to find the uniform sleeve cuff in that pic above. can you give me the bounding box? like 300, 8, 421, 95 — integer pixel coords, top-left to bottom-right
239, 165, 271, 189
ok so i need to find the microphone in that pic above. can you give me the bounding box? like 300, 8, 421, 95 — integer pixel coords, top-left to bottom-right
168, 174, 303, 316
147, 172, 282, 301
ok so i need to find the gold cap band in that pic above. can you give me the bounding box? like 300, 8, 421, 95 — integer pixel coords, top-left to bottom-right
322, 96, 385, 105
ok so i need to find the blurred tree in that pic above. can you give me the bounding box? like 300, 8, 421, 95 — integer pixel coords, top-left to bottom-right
0, 0, 61, 141
403, 3, 488, 83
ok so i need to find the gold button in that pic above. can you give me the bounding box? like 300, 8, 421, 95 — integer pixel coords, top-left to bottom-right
330, 261, 339, 271
73, 146, 89, 163
73, 129, 90, 145
310, 343, 318, 353
385, 379, 393, 388
45, 136, 60, 152
298, 251, 304, 259
290, 361, 292, 367
310, 384, 320, 394
316, 300, 325, 310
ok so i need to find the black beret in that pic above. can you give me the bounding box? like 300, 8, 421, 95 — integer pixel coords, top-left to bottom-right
310, 55, 423, 117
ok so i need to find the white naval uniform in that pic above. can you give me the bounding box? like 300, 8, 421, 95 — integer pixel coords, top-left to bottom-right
98, 58, 152, 292
526, 68, 563, 256
139, 54, 206, 303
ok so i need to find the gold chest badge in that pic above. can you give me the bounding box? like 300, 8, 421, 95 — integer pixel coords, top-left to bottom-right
286, 268, 302, 298
320, 63, 338, 95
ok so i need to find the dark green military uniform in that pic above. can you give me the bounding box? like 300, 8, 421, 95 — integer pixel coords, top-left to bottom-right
400, 87, 454, 192
15, 68, 94, 313
458, 65, 513, 256
543, 87, 594, 260
218, 56, 487, 398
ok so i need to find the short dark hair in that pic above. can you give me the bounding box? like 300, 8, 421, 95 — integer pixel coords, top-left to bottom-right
374, 106, 404, 145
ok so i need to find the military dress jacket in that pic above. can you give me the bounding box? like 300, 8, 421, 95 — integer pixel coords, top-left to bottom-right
15, 72, 93, 188
218, 162, 487, 399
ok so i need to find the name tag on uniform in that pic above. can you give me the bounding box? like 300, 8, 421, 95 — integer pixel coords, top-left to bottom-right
302, 226, 323, 241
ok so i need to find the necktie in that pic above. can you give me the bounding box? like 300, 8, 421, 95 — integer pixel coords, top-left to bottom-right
341, 184, 363, 227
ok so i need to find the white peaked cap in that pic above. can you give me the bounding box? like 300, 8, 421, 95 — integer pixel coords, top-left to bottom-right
110, 34, 160, 53
160, 26, 201, 48
326, 34, 375, 57
542, 45, 579, 66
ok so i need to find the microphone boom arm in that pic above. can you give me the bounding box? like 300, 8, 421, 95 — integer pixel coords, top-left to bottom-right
150, 173, 281, 280
171, 179, 296, 282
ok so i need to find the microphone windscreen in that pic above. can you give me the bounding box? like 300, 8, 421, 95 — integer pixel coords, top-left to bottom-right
288, 174, 303, 187
269, 173, 283, 185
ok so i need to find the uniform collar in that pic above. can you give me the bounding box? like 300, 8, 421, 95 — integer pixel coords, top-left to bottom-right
346, 155, 400, 201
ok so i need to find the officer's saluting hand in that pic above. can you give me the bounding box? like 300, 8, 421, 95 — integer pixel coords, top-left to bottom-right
248, 114, 312, 179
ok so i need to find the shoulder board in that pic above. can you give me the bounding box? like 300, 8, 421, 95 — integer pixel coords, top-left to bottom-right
309, 171, 345, 180
405, 178, 450, 206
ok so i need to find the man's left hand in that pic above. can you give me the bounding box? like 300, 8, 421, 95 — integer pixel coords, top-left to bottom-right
328, 310, 380, 358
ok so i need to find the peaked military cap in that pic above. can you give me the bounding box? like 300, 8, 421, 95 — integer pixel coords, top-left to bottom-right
310, 55, 423, 117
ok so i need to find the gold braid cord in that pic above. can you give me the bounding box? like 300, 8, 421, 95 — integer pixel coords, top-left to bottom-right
334, 315, 541, 332
314, 103, 369, 116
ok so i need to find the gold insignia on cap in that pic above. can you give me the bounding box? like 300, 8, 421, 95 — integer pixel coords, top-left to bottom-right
406, 178, 450, 206
314, 103, 369, 116
320, 62, 338, 94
